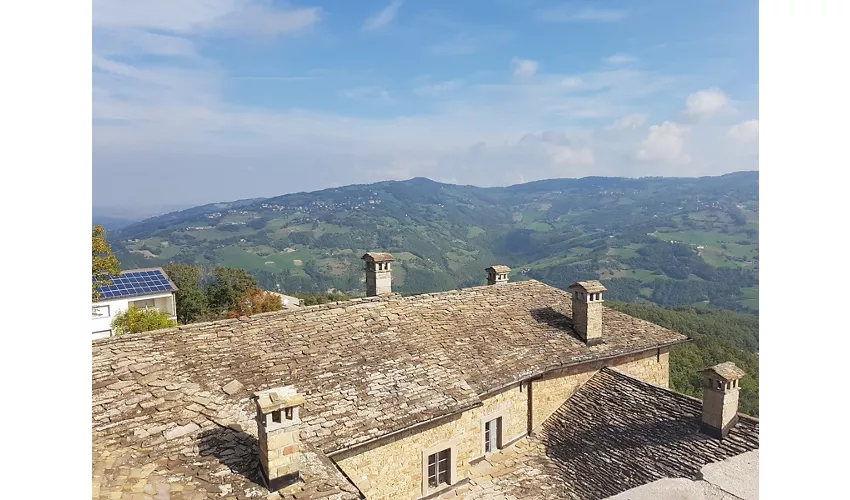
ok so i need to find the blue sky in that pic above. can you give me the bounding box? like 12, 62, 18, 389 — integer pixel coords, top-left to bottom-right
92, 0, 758, 208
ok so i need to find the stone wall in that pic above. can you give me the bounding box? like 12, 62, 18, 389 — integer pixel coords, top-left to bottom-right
530, 368, 597, 431
530, 348, 669, 430
333, 383, 530, 499
476, 382, 529, 457
334, 348, 669, 499
615, 349, 669, 388
333, 411, 480, 500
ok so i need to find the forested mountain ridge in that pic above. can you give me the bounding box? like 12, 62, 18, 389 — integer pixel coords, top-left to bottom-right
112, 171, 758, 314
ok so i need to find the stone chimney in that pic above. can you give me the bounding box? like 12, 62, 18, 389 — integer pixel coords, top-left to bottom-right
255, 386, 307, 490
567, 280, 607, 346
361, 252, 394, 297
700, 362, 746, 439
485, 265, 511, 285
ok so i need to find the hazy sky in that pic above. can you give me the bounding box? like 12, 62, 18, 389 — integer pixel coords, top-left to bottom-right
92, 0, 758, 208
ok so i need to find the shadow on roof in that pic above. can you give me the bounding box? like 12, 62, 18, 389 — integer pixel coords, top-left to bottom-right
529, 307, 583, 343
197, 426, 264, 487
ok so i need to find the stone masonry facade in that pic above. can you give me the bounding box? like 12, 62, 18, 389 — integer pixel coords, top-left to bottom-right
333, 348, 671, 500
530, 348, 669, 430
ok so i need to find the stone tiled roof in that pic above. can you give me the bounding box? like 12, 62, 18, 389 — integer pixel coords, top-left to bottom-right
360, 252, 394, 262
486, 265, 511, 273
92, 280, 688, 498
568, 280, 607, 293
534, 368, 759, 499
703, 361, 747, 381
464, 369, 758, 500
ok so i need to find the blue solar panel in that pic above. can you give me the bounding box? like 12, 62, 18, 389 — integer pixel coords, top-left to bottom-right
94, 269, 176, 299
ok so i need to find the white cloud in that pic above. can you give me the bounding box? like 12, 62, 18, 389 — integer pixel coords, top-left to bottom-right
684, 88, 733, 120
94, 29, 198, 57
605, 54, 637, 64
549, 145, 595, 166
517, 131, 595, 166
728, 120, 759, 143
536, 5, 627, 23
636, 121, 691, 163
92, 0, 322, 39
363, 1, 403, 31
560, 77, 583, 89
341, 87, 395, 106
413, 80, 463, 96
512, 58, 539, 79
608, 113, 648, 130
92, 46, 756, 206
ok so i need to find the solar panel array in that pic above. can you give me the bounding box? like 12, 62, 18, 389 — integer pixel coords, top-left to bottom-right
93, 269, 176, 299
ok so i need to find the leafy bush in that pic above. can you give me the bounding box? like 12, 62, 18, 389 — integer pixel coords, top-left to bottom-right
226, 289, 284, 318
294, 292, 351, 306
111, 306, 177, 335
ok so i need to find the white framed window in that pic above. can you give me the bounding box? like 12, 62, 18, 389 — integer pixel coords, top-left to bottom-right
480, 408, 509, 457
92, 304, 110, 318
427, 449, 450, 489
131, 298, 156, 309
421, 440, 458, 497
484, 417, 502, 453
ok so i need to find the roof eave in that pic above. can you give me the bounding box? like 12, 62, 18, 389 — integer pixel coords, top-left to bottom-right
478, 336, 691, 399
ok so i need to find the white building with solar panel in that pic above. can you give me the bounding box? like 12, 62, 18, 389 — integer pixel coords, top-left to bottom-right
91, 267, 179, 340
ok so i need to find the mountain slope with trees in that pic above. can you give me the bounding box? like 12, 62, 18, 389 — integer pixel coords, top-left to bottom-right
111, 172, 759, 314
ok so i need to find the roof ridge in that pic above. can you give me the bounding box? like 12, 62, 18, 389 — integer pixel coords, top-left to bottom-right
92, 280, 549, 343
600, 367, 760, 424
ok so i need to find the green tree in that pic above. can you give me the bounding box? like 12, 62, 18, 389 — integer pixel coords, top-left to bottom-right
606, 301, 759, 416
92, 225, 121, 301
294, 291, 351, 306
111, 306, 177, 335
163, 263, 210, 324
226, 289, 284, 318
206, 267, 259, 314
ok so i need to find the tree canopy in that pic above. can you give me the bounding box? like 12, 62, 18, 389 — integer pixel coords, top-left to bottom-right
92, 225, 121, 301
226, 289, 284, 318
163, 263, 210, 324
206, 266, 259, 315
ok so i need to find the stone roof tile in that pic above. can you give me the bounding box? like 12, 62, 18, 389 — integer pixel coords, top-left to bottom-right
702, 361, 747, 381
533, 368, 759, 499
92, 280, 688, 498
568, 280, 608, 293
360, 252, 394, 262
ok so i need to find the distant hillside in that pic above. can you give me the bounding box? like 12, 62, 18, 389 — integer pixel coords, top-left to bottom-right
93, 215, 138, 231
109, 172, 758, 314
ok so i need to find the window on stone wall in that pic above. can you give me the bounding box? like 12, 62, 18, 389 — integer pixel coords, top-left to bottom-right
484, 417, 502, 453
427, 449, 450, 489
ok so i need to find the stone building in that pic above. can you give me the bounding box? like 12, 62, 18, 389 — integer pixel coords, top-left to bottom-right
92, 253, 759, 500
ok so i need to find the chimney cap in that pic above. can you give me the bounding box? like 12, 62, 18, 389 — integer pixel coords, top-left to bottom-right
486, 265, 511, 273
361, 252, 395, 263
254, 385, 306, 413
701, 362, 746, 381
568, 280, 607, 294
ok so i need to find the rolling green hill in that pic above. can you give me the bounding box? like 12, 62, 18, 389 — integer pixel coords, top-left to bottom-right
111, 171, 758, 314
